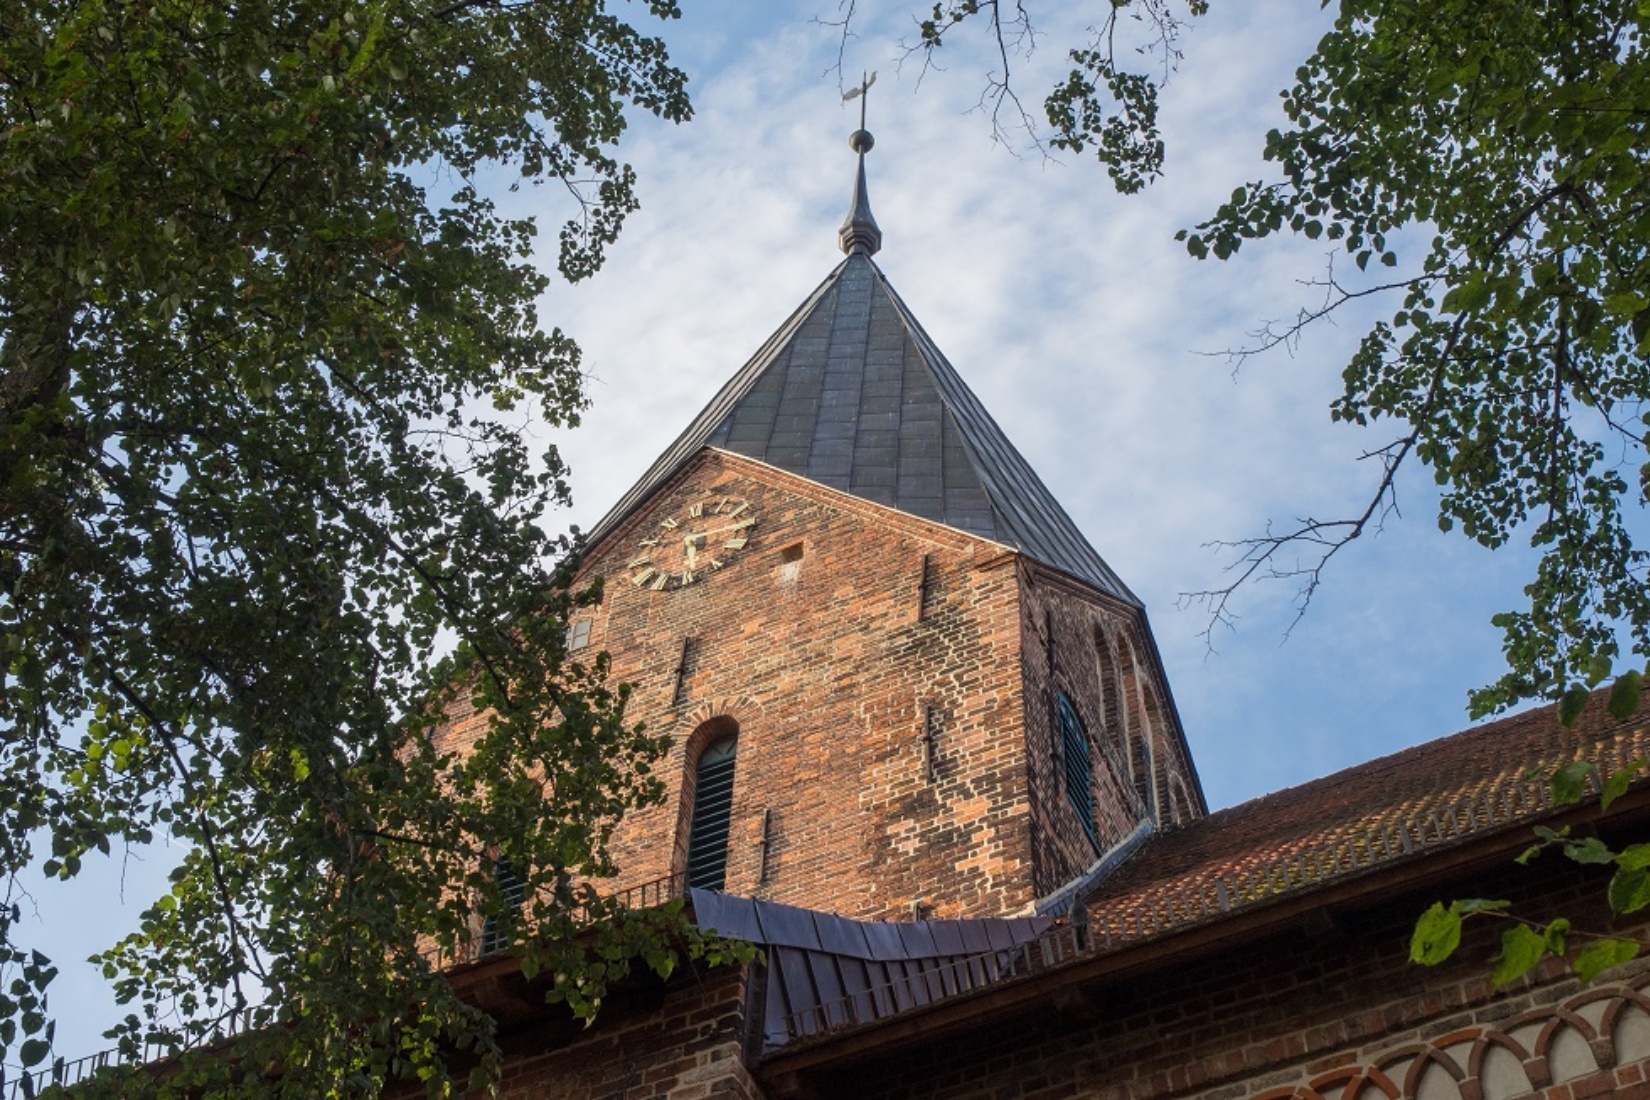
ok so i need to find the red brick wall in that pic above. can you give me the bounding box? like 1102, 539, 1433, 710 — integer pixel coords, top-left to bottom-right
1016, 564, 1202, 897
488, 968, 760, 1100
433, 447, 1202, 926
575, 450, 1035, 921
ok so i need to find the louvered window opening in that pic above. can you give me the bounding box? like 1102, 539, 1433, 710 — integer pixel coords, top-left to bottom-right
1058, 694, 1097, 846
481, 857, 524, 956
687, 737, 738, 891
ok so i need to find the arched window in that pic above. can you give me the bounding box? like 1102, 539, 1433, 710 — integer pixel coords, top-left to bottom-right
481, 856, 523, 956
1117, 637, 1156, 817
1057, 693, 1096, 847
685, 735, 738, 891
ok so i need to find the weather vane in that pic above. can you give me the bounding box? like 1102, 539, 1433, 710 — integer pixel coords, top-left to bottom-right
842, 70, 877, 152
837, 71, 882, 257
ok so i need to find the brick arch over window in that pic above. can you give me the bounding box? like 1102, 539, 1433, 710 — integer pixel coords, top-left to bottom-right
1248, 974, 1650, 1099
1167, 772, 1195, 828
673, 716, 740, 892
1092, 629, 1144, 818
1115, 635, 1157, 821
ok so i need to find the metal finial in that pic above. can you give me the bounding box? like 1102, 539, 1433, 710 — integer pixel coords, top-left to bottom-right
839, 72, 882, 257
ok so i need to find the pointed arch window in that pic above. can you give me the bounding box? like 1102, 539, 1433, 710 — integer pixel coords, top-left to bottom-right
481, 856, 523, 956
686, 735, 738, 891
1057, 693, 1096, 847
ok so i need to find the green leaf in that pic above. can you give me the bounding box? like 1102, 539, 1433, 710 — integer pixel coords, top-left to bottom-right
1587, 654, 1614, 687
1610, 866, 1650, 914
1574, 938, 1640, 982
1551, 760, 1595, 805
1544, 917, 1571, 956
1558, 684, 1592, 728
1603, 759, 1647, 811
1563, 836, 1615, 865
1610, 672, 1644, 721
1410, 902, 1463, 964
1618, 843, 1650, 871
1491, 923, 1550, 988
18, 1039, 48, 1069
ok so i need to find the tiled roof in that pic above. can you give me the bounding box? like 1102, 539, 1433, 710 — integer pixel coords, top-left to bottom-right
1081, 692, 1650, 946
586, 254, 1137, 603
748, 692, 1650, 1054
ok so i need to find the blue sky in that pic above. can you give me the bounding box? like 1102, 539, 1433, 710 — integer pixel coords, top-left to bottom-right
17, 0, 1556, 1067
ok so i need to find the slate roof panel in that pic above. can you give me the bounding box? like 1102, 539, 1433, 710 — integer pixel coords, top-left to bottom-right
587, 255, 1134, 602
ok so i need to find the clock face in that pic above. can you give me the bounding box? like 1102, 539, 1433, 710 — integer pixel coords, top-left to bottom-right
626, 494, 759, 591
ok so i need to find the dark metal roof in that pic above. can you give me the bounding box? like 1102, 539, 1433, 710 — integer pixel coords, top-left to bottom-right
587, 254, 1137, 604
688, 889, 1053, 1051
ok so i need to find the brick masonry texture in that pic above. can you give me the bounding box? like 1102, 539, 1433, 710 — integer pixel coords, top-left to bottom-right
431, 447, 1204, 923
1015, 563, 1203, 897
567, 448, 1208, 921
408, 968, 762, 1100
431, 836, 1650, 1100
576, 450, 1038, 921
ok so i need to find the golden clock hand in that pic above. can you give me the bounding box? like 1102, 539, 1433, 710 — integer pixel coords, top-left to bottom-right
700, 517, 757, 539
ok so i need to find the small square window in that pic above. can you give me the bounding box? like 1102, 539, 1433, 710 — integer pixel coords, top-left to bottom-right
566, 619, 592, 652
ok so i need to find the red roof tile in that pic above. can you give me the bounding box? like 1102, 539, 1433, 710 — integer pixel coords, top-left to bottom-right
1084, 691, 1650, 944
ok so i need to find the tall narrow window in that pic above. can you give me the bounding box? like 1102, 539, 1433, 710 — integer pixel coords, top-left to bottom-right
481, 857, 523, 955
686, 735, 738, 891
1057, 693, 1096, 847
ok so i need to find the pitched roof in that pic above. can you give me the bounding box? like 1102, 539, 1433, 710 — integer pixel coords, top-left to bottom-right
747, 690, 1650, 1056
587, 253, 1136, 603
1081, 690, 1650, 946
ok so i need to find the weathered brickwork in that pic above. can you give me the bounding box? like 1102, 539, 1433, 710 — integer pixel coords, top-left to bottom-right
1016, 563, 1203, 897
793, 858, 1649, 1100
429, 446, 1205, 926
574, 449, 1037, 921
415, 968, 760, 1100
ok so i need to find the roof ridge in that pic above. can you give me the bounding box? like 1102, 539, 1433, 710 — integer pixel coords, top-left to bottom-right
1199, 694, 1647, 828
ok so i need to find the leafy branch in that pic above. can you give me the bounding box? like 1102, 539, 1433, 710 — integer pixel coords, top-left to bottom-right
1411, 750, 1650, 988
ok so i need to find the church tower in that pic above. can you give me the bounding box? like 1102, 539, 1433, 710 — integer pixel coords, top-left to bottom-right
567, 126, 1205, 922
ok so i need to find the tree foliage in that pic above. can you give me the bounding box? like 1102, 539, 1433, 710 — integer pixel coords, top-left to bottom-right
918, 0, 1650, 719
1409, 759, 1650, 986
907, 0, 1650, 988
1181, 0, 1650, 719
0, 0, 703, 1094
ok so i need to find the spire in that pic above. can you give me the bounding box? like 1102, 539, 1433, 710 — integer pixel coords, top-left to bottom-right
838, 73, 882, 257
587, 257, 1138, 605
